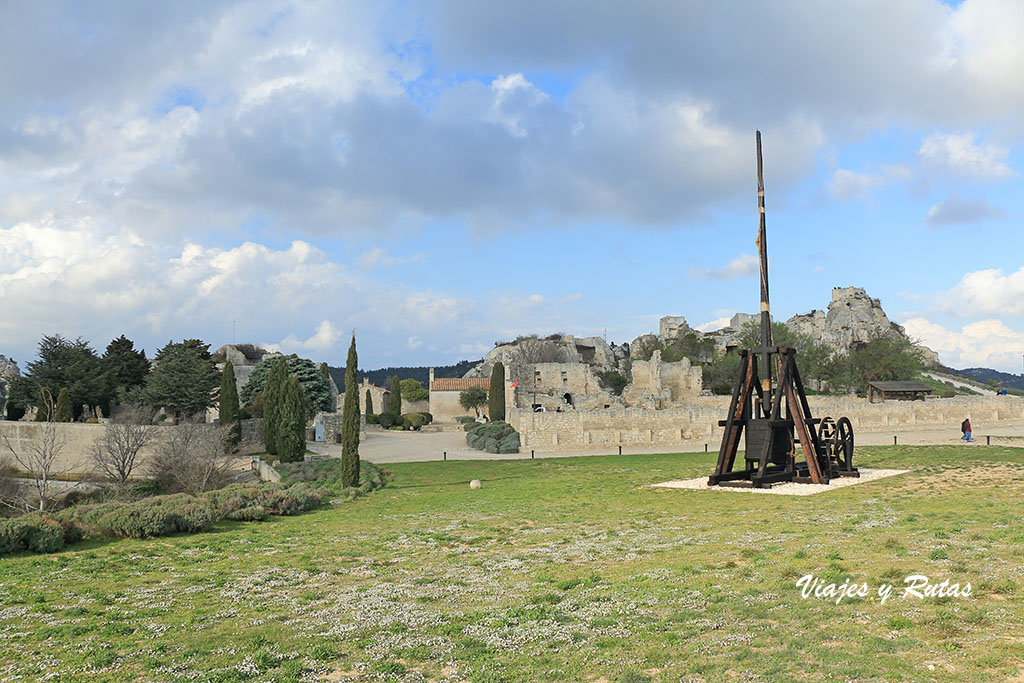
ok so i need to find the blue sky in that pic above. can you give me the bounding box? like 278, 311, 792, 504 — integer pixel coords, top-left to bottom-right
2, 1, 1024, 372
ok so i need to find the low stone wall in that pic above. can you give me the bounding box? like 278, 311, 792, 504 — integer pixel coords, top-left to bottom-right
0, 418, 268, 475
508, 395, 1024, 451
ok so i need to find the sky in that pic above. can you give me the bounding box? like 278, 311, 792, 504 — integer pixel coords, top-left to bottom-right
2, 0, 1024, 373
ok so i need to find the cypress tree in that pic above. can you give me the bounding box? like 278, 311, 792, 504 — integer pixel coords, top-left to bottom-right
220, 360, 241, 451
341, 335, 361, 487
35, 387, 52, 422
489, 362, 505, 422
365, 388, 373, 416
54, 387, 73, 422
389, 375, 402, 416
276, 376, 306, 463
319, 362, 330, 378
262, 357, 288, 454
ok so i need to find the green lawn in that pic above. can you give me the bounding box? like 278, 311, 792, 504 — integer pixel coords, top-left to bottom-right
2, 446, 1023, 681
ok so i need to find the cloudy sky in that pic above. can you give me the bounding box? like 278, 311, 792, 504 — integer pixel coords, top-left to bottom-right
3, 0, 1024, 373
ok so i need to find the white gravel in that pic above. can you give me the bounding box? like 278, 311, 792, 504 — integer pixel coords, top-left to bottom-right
651, 467, 909, 496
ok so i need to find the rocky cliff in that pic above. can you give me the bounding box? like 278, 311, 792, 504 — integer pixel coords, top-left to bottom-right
786, 287, 904, 353
464, 335, 620, 378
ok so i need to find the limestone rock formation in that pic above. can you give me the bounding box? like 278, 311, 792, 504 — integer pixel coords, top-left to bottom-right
0, 355, 20, 403
629, 334, 660, 361
658, 316, 692, 346
785, 287, 905, 353
466, 337, 582, 379
0, 355, 19, 384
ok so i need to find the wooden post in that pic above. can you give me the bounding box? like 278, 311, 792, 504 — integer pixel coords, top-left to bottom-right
755, 131, 773, 393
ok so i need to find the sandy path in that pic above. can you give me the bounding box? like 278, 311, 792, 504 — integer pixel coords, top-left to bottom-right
306, 423, 1024, 464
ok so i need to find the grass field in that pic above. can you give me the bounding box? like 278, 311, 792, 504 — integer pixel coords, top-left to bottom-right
1, 445, 1023, 681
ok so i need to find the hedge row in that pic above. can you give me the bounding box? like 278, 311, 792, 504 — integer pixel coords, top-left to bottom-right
372, 412, 433, 430
0, 481, 328, 556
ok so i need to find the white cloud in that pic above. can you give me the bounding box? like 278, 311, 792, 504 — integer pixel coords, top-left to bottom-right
696, 317, 732, 333
925, 194, 1007, 226
931, 266, 1024, 318
692, 253, 758, 280
903, 317, 1024, 371
277, 320, 344, 353
919, 132, 1013, 180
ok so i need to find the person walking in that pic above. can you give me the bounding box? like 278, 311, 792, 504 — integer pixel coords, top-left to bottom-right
961, 417, 972, 443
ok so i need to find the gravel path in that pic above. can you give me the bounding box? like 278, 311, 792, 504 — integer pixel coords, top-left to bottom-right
651, 468, 910, 496
305, 423, 1024, 464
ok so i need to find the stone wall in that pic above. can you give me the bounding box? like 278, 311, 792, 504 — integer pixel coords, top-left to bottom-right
0, 419, 265, 475
509, 395, 1024, 451
623, 350, 702, 407
430, 391, 479, 422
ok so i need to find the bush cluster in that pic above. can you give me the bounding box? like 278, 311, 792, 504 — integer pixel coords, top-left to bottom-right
0, 517, 68, 554
466, 421, 520, 454
376, 411, 432, 430
0, 481, 330, 556
275, 459, 389, 498
455, 415, 477, 425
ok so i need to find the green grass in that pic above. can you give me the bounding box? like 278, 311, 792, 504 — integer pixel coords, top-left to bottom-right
2, 445, 1024, 680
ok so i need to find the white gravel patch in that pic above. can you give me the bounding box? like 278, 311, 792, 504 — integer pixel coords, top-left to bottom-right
652, 468, 909, 496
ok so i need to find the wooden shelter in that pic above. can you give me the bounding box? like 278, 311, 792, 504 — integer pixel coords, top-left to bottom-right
866, 380, 933, 403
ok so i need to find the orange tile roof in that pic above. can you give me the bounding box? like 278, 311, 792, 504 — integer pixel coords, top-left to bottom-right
429, 377, 490, 392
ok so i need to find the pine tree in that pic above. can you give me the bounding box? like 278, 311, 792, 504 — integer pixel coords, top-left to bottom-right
54, 387, 73, 422
262, 357, 288, 454
389, 375, 402, 416
365, 389, 373, 416
220, 361, 241, 451
276, 375, 306, 463
35, 387, 52, 422
144, 340, 220, 419
341, 335, 361, 487
489, 362, 505, 422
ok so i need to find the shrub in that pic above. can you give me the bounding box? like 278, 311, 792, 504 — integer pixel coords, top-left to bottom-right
378, 412, 396, 429
228, 505, 268, 522
597, 370, 628, 396
0, 519, 31, 555
455, 416, 477, 424
22, 512, 84, 546
366, 413, 379, 424
26, 521, 64, 553
466, 421, 519, 453
463, 421, 479, 432
402, 413, 428, 430
96, 503, 178, 539
388, 425, 404, 431
498, 431, 521, 454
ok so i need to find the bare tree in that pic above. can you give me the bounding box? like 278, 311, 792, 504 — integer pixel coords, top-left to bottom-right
146, 422, 233, 495
0, 455, 26, 514
89, 408, 155, 491
0, 388, 72, 511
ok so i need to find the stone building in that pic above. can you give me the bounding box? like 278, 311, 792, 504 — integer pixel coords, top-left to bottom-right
513, 362, 614, 413
429, 369, 490, 421
337, 378, 390, 415
621, 350, 702, 408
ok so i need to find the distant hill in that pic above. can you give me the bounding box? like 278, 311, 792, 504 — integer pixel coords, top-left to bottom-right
953, 367, 1024, 391
328, 359, 481, 393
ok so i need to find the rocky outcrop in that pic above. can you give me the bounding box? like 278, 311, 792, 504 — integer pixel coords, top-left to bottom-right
467, 337, 577, 379
786, 287, 905, 353
0, 355, 19, 384
659, 316, 692, 346
629, 334, 660, 361
466, 334, 622, 379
